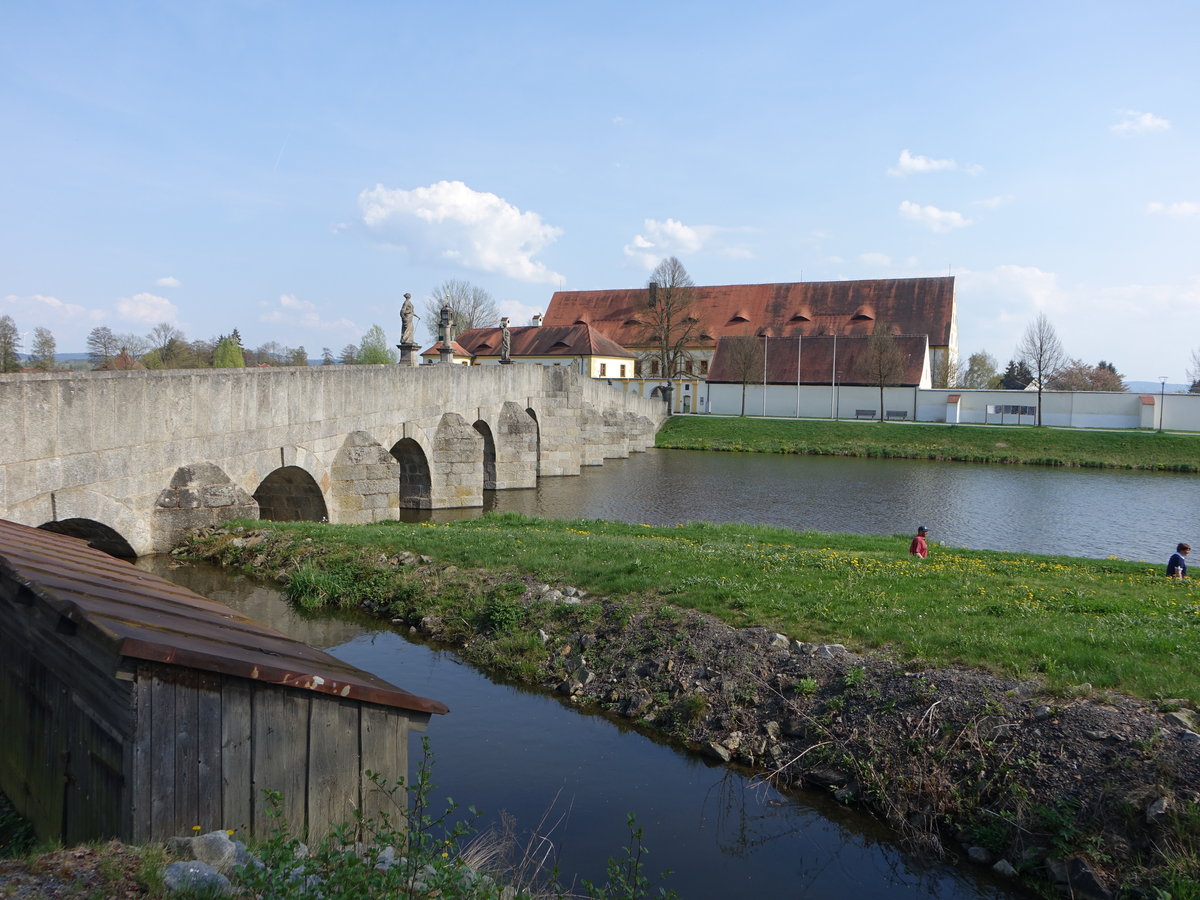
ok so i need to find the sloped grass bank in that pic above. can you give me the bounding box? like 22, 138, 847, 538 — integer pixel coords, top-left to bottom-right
178, 515, 1200, 896
656, 416, 1200, 472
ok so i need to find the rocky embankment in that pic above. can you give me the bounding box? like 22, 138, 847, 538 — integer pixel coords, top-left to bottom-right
181, 527, 1200, 899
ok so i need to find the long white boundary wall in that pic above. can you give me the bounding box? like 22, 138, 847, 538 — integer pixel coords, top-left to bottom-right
703, 383, 1200, 431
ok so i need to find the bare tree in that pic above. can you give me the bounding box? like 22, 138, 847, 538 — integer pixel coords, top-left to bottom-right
864, 323, 906, 421
29, 327, 57, 370
87, 326, 120, 368
719, 334, 765, 415
147, 322, 184, 359
0, 316, 21, 372
1016, 313, 1067, 426
423, 280, 498, 341
639, 256, 699, 380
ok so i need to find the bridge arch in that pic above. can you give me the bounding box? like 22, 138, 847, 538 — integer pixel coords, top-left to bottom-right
24, 489, 150, 557
253, 466, 329, 522
39, 518, 137, 560
390, 438, 432, 509
525, 407, 541, 477
472, 420, 497, 490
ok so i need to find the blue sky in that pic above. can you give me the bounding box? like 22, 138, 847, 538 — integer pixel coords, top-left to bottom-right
2, 1, 1197, 380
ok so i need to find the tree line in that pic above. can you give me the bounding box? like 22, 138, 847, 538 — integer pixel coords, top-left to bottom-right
0, 279, 506, 373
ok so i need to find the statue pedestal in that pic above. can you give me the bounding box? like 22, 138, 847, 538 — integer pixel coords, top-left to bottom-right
396, 342, 420, 366
499, 358, 513, 365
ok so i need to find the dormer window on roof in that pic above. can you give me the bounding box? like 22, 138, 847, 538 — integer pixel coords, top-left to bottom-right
851, 313, 874, 321
551, 340, 571, 349
728, 312, 750, 323
789, 313, 812, 322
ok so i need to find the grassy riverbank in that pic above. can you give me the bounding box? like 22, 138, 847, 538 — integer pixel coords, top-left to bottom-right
181, 516, 1200, 895
197, 515, 1200, 702
655, 416, 1200, 471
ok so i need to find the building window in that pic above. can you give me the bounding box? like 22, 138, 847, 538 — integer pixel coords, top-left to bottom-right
599, 363, 607, 376
650, 360, 660, 376
620, 364, 626, 377
634, 360, 642, 376
700, 360, 708, 375
684, 360, 694, 375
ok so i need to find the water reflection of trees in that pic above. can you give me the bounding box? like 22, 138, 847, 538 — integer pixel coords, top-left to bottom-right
703, 770, 1012, 898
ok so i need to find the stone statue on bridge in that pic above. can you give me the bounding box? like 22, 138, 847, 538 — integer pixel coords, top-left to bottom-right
400, 293, 416, 345
499, 317, 512, 364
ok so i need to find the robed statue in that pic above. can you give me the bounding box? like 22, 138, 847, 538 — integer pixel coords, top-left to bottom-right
400, 293, 415, 345
500, 317, 511, 361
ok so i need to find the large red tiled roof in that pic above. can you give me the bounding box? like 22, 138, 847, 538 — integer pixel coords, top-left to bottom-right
708, 334, 929, 386
427, 324, 634, 360
543, 277, 954, 350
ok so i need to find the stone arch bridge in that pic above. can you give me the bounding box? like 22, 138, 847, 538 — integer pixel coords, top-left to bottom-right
0, 364, 666, 558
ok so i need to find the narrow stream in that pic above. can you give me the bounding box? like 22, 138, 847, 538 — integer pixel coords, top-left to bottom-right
138, 558, 1031, 899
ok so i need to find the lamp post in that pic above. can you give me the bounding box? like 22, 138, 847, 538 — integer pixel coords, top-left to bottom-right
1159, 376, 1168, 432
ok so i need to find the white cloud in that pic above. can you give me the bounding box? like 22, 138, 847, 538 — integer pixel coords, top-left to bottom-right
859, 252, 892, 266
623, 218, 721, 269
155, 276, 181, 288
888, 149, 980, 176
3, 292, 104, 325
497, 298, 545, 327
956, 266, 1200, 380
1111, 109, 1170, 135
116, 292, 177, 323
358, 180, 563, 284
1147, 201, 1198, 218
898, 201, 972, 232
258, 293, 358, 332
975, 194, 1014, 209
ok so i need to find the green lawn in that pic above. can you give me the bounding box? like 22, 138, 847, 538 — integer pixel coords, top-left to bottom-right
656, 416, 1200, 471
203, 515, 1200, 703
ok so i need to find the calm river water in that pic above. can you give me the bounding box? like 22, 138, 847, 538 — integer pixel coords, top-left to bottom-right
143, 450, 1189, 898
417, 449, 1200, 564
138, 559, 1027, 900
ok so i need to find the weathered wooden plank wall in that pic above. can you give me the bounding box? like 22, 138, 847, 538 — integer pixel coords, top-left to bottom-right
0, 581, 134, 843
130, 662, 428, 842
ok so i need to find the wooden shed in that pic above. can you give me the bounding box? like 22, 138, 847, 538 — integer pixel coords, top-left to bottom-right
0, 519, 448, 844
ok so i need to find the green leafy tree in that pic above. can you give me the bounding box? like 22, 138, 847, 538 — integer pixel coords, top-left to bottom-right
1047, 359, 1127, 392
290, 346, 308, 366
339, 344, 359, 365
29, 327, 57, 370
356, 325, 397, 364
0, 316, 22, 372
958, 351, 1000, 389
999, 358, 1034, 390
212, 335, 246, 368
321, 347, 335, 365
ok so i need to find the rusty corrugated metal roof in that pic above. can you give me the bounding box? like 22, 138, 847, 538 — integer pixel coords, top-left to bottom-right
0, 519, 447, 716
